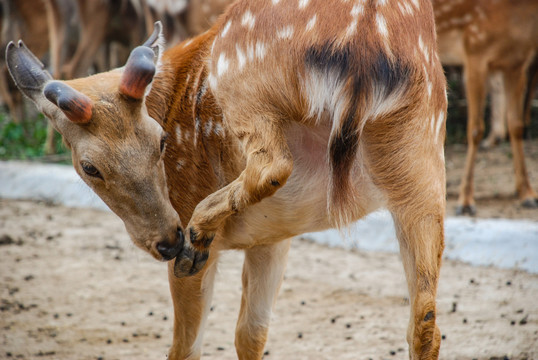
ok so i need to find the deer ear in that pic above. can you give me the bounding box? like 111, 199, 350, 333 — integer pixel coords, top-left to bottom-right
44, 81, 93, 124
5, 40, 52, 101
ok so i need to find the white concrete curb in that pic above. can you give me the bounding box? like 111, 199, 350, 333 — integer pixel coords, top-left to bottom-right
1, 160, 537, 273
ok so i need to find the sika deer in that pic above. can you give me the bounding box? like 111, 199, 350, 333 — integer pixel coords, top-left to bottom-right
7, 0, 447, 358
434, 0, 538, 214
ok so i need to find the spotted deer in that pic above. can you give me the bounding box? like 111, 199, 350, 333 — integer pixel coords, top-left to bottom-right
434, 0, 538, 214
7, 0, 447, 358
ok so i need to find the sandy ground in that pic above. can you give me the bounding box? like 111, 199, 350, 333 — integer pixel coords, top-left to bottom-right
1, 141, 538, 360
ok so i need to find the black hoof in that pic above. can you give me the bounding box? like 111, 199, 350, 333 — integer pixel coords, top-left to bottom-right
189, 227, 215, 248
455, 204, 476, 216
173, 246, 209, 278
521, 198, 538, 209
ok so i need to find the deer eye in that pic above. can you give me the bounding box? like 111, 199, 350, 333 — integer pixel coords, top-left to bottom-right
160, 133, 169, 153
80, 161, 102, 179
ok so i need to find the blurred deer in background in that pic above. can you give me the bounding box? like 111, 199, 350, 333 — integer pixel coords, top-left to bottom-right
434, 0, 538, 214
7, 0, 447, 358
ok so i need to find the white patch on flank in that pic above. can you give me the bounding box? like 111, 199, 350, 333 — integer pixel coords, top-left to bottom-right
410, 0, 419, 8
306, 15, 317, 32
298, 0, 310, 9
241, 10, 256, 30
272, 0, 281, 4
435, 111, 445, 140
183, 39, 193, 48
427, 81, 433, 98
400, 1, 414, 14
236, 44, 246, 70
213, 123, 225, 137
303, 69, 346, 123
345, 19, 358, 38
256, 41, 267, 59
418, 35, 430, 63
430, 113, 436, 134
217, 53, 229, 77
208, 73, 218, 89
350, 4, 364, 17
367, 83, 406, 120
277, 25, 294, 40
204, 118, 214, 137
376, 14, 388, 38
221, 20, 232, 37
377, 0, 387, 5
175, 124, 182, 144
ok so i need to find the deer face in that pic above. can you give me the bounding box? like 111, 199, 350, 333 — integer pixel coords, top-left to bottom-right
6, 23, 185, 262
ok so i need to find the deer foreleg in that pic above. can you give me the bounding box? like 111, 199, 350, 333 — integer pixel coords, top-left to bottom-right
168, 251, 219, 360
173, 117, 293, 277
235, 240, 291, 360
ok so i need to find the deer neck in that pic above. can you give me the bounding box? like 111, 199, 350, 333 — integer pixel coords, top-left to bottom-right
146, 35, 244, 224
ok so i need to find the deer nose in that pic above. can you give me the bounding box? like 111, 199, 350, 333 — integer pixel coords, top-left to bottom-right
156, 228, 185, 261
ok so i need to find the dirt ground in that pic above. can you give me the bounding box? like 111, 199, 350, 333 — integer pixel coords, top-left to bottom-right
1, 141, 537, 360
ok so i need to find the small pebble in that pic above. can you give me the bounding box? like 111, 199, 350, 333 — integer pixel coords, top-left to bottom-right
297, 332, 303, 339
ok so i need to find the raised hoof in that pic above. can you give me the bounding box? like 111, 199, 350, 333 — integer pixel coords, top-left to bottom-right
188, 227, 215, 249
521, 198, 538, 209
455, 204, 476, 216
173, 246, 209, 278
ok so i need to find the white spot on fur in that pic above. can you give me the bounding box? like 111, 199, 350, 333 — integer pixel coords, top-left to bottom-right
272, 0, 281, 4
435, 111, 445, 140
175, 124, 182, 144
214, 123, 225, 137
418, 35, 430, 63
221, 20, 232, 37
204, 119, 214, 137
277, 25, 294, 39
241, 10, 255, 30
410, 0, 419, 8
350, 4, 364, 17
236, 44, 246, 69
183, 39, 193, 48
427, 81, 433, 98
377, 0, 387, 5
298, 0, 310, 9
345, 19, 358, 38
217, 53, 229, 77
208, 73, 218, 89
256, 42, 267, 59
376, 14, 388, 38
306, 15, 317, 32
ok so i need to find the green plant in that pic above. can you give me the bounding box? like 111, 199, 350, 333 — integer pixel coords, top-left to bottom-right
0, 109, 69, 161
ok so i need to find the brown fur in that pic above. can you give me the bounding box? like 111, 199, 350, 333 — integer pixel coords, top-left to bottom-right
8, 0, 447, 358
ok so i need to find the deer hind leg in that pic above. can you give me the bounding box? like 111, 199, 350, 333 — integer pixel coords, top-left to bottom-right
502, 66, 538, 207
168, 251, 219, 360
174, 116, 293, 277
235, 239, 291, 360
456, 57, 488, 215
393, 209, 444, 360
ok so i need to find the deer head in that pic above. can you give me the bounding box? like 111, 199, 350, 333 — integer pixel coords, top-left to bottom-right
5, 22, 185, 262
